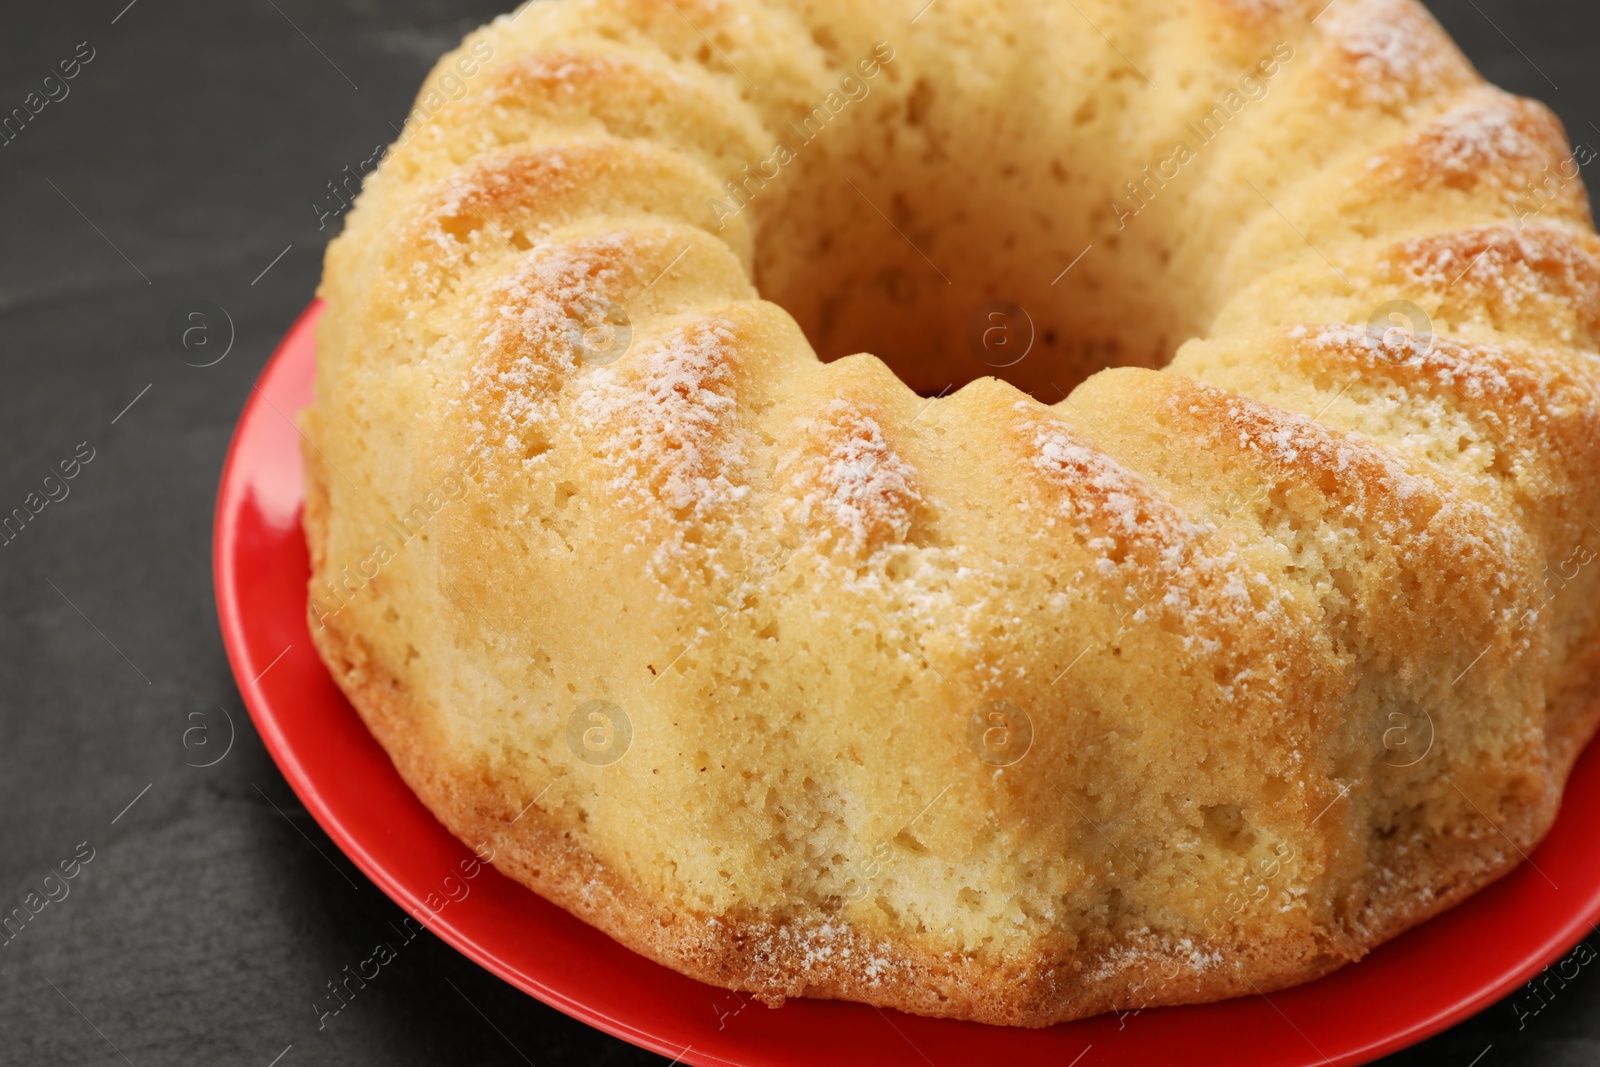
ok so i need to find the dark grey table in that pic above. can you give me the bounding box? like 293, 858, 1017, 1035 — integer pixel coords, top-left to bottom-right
2, 2, 1596, 1064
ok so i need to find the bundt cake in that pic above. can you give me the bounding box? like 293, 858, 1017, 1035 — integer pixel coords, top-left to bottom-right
300, 0, 1600, 1026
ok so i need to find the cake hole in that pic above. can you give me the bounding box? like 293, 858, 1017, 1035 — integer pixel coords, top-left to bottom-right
1200, 803, 1257, 854
892, 828, 930, 854
438, 214, 482, 242
744, 65, 1228, 399
523, 431, 552, 459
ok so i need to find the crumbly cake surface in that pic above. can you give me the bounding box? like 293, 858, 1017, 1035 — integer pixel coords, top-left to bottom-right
303, 0, 1600, 1026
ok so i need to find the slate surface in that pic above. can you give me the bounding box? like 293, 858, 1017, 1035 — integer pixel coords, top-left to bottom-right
1, 2, 1596, 1064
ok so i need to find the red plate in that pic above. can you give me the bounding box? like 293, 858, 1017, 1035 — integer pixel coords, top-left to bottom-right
216, 300, 1600, 1066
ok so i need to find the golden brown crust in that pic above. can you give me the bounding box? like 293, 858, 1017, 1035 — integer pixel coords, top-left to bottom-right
304, 443, 1600, 1024
302, 0, 1600, 1028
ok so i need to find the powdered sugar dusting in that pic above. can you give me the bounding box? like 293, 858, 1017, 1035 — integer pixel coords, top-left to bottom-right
1322, 0, 1463, 110
1032, 428, 1166, 544
1365, 91, 1544, 182
1382, 226, 1600, 349
461, 231, 638, 458
1291, 321, 1518, 398
788, 400, 923, 556
1188, 384, 1531, 630
730, 917, 912, 992
1084, 934, 1227, 984
577, 317, 748, 517
1277, 322, 1600, 511
1022, 407, 1285, 660
493, 49, 700, 102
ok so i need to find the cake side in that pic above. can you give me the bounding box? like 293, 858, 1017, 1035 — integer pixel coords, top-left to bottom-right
304, 445, 1600, 1024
